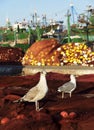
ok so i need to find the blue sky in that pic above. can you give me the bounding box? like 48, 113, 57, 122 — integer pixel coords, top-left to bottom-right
0, 0, 94, 26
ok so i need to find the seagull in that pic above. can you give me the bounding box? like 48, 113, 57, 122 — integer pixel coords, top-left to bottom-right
57, 75, 76, 98
14, 71, 48, 111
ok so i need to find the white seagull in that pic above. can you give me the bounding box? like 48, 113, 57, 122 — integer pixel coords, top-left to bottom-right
57, 75, 76, 98
14, 71, 48, 111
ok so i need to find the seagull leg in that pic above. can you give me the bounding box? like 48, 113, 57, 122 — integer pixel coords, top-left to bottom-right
70, 92, 72, 98
35, 101, 39, 111
35, 101, 43, 111
62, 92, 64, 98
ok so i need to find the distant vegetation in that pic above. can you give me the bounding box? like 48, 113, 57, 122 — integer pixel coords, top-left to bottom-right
0, 29, 28, 42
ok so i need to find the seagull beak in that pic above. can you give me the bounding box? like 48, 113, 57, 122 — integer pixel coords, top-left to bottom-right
57, 89, 61, 92
41, 70, 46, 75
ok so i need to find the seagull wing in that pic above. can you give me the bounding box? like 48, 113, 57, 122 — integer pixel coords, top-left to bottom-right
58, 81, 75, 92
32, 88, 48, 101
21, 86, 39, 102
63, 82, 75, 92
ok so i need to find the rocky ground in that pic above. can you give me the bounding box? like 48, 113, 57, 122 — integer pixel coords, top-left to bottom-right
0, 72, 94, 130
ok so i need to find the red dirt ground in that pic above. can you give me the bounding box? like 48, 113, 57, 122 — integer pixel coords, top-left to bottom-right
0, 72, 94, 130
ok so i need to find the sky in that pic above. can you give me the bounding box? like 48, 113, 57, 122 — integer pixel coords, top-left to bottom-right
0, 0, 94, 26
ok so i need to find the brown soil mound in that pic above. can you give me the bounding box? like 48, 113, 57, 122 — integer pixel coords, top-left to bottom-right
0, 72, 94, 130
22, 38, 61, 66
0, 47, 24, 65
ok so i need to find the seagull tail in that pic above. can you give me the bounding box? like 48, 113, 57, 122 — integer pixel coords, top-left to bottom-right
13, 98, 24, 103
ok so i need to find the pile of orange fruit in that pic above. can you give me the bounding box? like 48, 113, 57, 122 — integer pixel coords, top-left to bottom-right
58, 42, 94, 66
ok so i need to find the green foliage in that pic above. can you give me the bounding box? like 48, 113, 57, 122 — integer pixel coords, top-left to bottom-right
89, 15, 94, 25
0, 43, 30, 52
18, 31, 28, 39
0, 28, 29, 42
14, 44, 30, 52
0, 44, 10, 47
5, 32, 14, 41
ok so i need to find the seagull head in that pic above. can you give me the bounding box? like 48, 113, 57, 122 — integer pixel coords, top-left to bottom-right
70, 74, 75, 79
70, 74, 76, 84
57, 88, 61, 92
41, 70, 47, 75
